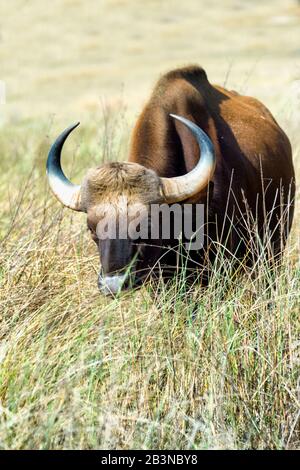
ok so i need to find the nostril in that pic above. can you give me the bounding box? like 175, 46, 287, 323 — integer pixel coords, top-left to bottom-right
121, 277, 131, 290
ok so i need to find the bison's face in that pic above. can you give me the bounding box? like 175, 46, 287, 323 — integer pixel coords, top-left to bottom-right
46, 116, 215, 294
83, 163, 165, 294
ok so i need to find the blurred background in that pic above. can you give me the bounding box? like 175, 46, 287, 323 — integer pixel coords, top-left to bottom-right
1, 0, 300, 133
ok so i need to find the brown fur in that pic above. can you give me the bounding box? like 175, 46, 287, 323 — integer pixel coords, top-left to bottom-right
83, 65, 295, 284
128, 65, 295, 258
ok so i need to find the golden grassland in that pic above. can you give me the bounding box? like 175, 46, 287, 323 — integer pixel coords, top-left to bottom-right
0, 0, 299, 449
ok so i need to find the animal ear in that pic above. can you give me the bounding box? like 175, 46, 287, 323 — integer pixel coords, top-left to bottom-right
173, 114, 200, 173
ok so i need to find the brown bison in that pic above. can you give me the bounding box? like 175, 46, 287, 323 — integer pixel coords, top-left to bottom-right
46, 65, 295, 294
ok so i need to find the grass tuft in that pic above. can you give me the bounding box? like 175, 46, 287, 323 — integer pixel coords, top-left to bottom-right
0, 110, 299, 449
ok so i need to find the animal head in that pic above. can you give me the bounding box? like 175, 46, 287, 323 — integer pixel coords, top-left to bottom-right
46, 115, 216, 294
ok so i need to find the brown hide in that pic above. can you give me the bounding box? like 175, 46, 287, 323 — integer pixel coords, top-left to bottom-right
129, 65, 295, 259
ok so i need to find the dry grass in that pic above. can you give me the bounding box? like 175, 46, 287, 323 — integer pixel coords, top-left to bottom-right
0, 109, 299, 449
0, 0, 299, 450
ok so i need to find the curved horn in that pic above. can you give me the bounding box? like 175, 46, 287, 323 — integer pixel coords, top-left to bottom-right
46, 122, 83, 211
161, 114, 216, 202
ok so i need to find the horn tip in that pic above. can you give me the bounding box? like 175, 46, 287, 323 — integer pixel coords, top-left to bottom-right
169, 113, 184, 124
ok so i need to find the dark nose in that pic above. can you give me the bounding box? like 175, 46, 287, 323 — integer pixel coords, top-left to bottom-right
99, 238, 135, 275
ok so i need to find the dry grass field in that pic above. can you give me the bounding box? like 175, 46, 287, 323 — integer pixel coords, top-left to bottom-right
0, 0, 299, 449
